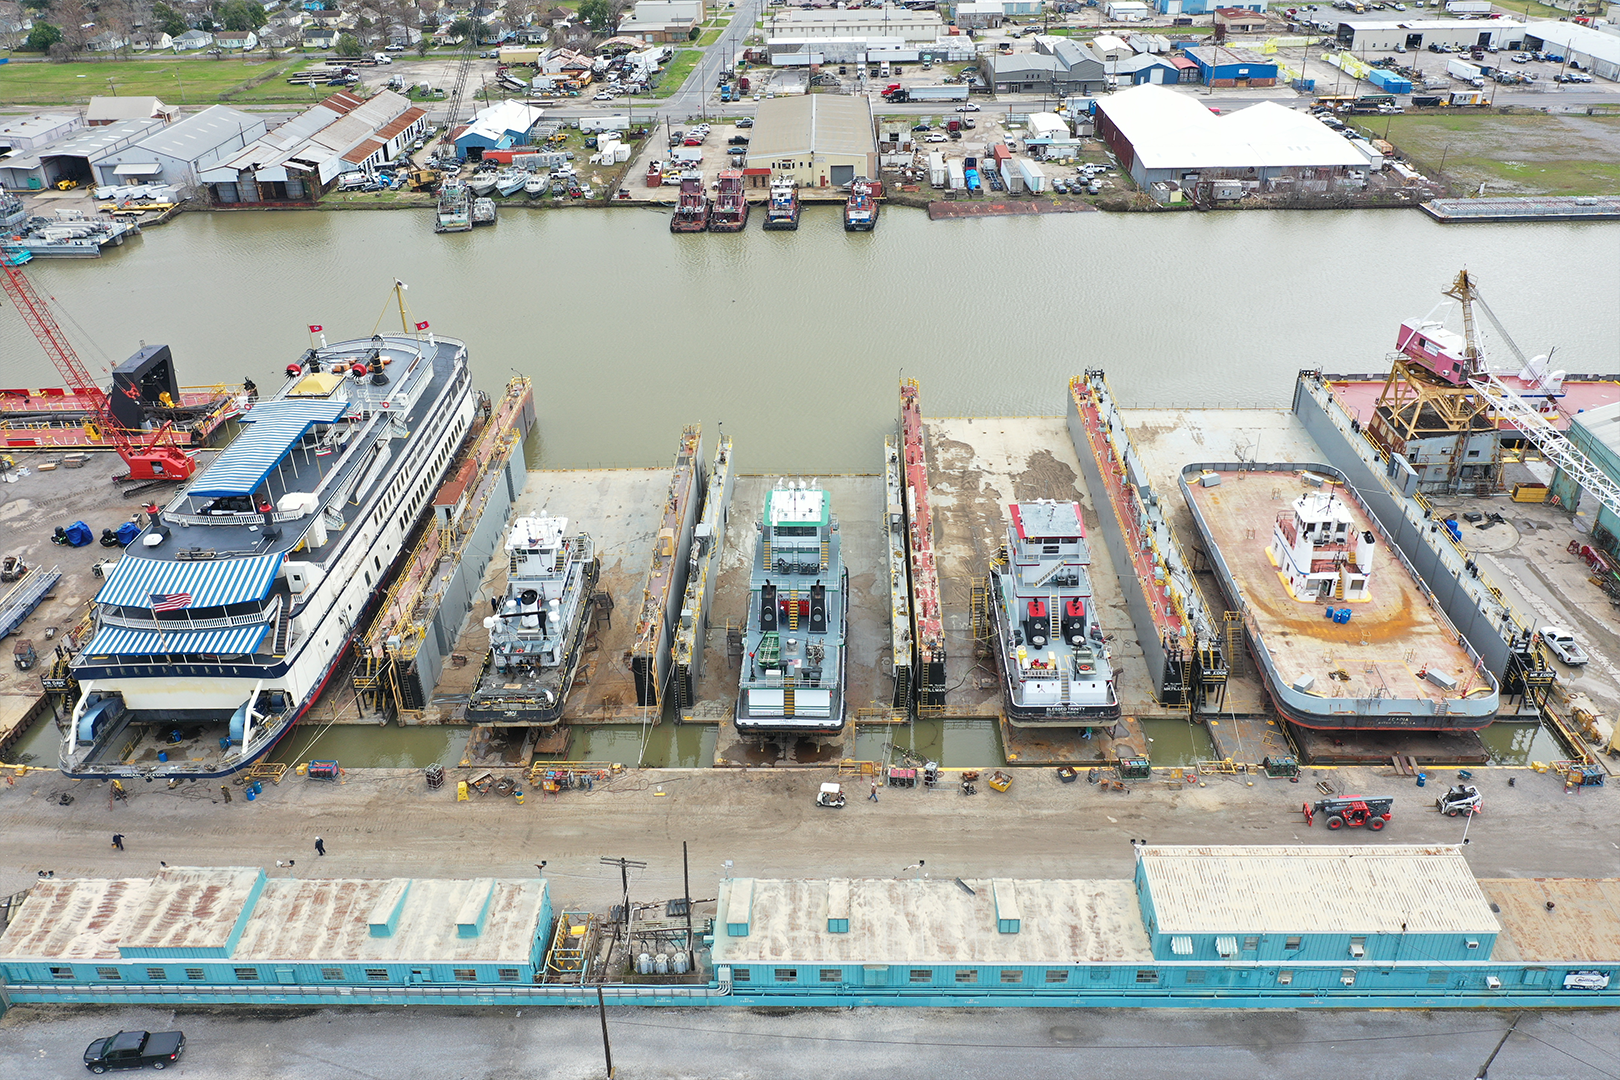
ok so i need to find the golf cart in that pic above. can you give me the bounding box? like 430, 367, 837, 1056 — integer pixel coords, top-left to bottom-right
816, 782, 846, 809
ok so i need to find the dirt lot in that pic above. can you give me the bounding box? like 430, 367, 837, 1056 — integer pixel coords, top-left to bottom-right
1375, 111, 1620, 196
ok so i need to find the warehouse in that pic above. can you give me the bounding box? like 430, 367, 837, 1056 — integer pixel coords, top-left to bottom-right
200, 90, 428, 204
1095, 84, 1368, 189
1523, 21, 1620, 82
94, 105, 266, 191
1183, 44, 1278, 86
1334, 17, 1526, 53
765, 5, 944, 42
744, 95, 877, 189
84, 96, 179, 127
986, 40, 1108, 94
452, 101, 547, 161
0, 117, 164, 191
0, 867, 552, 998
954, 1, 1007, 28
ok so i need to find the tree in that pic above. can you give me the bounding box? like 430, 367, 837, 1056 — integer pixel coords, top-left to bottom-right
447, 15, 473, 40
150, 0, 189, 37
334, 31, 362, 56
218, 0, 265, 30
24, 20, 62, 49
578, 0, 611, 31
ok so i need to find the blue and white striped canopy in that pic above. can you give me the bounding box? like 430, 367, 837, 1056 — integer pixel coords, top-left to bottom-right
95, 553, 284, 611
187, 399, 350, 498
82, 622, 270, 657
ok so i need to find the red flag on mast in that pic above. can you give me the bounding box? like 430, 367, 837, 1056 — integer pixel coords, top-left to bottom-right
415, 321, 430, 331
308, 324, 323, 333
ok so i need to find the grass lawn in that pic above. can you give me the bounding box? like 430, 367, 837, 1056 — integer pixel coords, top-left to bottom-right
0, 56, 315, 105
649, 49, 702, 98
697, 28, 724, 45
1374, 112, 1620, 196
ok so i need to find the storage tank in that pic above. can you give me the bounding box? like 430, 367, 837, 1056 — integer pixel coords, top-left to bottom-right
637, 952, 653, 975
672, 951, 690, 974
654, 953, 670, 975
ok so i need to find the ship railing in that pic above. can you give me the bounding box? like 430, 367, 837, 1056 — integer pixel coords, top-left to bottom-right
97, 596, 282, 633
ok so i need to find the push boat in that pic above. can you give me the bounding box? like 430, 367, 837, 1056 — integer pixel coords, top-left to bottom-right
735, 480, 848, 738
709, 169, 749, 232
670, 170, 711, 233
434, 177, 471, 232
762, 176, 800, 231
466, 515, 600, 726
1179, 462, 1500, 732
843, 179, 877, 232
989, 501, 1121, 726
55, 290, 478, 780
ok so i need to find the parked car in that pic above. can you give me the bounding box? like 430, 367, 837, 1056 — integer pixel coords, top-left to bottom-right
954, 102, 981, 112
735, 117, 753, 127
923, 131, 948, 142
728, 134, 750, 145
912, 122, 932, 131
1539, 627, 1589, 666
84, 1031, 185, 1074
593, 92, 616, 101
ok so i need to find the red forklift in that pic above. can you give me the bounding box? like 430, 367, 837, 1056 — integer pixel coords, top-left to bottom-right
1303, 796, 1393, 831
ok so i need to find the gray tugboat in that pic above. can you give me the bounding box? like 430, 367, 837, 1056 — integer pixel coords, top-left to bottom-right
467, 515, 600, 726
990, 500, 1121, 726
735, 480, 848, 738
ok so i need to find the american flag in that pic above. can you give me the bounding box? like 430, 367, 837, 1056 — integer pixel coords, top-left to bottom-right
149, 592, 192, 613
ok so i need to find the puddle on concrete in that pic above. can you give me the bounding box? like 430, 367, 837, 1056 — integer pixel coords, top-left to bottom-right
1138, 718, 1217, 767
1476, 721, 1570, 766
853, 718, 1006, 768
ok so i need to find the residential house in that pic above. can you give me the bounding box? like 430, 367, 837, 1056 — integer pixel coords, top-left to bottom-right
214, 29, 258, 50
129, 31, 175, 50
172, 28, 214, 49
86, 29, 131, 51
303, 26, 339, 48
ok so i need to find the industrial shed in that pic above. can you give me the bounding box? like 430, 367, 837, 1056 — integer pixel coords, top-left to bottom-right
0, 117, 164, 191
1523, 21, 1620, 82
1135, 845, 1500, 964
1095, 84, 1369, 190
1334, 17, 1526, 52
1560, 401, 1620, 552
94, 105, 266, 191
1183, 44, 1278, 86
0, 867, 552, 996
744, 95, 877, 189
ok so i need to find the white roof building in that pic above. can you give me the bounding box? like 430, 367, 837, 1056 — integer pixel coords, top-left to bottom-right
1524, 20, 1620, 81
1095, 84, 1370, 188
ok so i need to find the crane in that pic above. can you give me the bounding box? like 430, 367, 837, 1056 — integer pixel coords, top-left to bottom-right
434, 33, 481, 165
0, 258, 196, 481
1444, 269, 1620, 523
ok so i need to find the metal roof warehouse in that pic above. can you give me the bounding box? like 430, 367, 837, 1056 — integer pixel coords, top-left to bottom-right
743, 95, 877, 190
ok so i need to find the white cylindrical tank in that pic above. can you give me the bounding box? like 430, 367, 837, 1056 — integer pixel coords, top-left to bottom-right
637, 952, 653, 975
672, 952, 690, 974
654, 953, 670, 975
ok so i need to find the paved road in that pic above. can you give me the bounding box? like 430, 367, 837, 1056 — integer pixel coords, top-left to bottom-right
4, 1002, 1619, 1079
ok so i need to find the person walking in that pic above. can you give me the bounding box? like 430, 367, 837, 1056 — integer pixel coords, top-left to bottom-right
111, 833, 125, 851
868, 782, 879, 803
315, 837, 326, 856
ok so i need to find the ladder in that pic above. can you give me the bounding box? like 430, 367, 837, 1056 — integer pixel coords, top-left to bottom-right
783, 680, 795, 716
1335, 566, 1346, 601
762, 532, 772, 569
788, 588, 799, 631
969, 577, 990, 640
273, 602, 292, 656
1224, 610, 1244, 676
820, 535, 829, 571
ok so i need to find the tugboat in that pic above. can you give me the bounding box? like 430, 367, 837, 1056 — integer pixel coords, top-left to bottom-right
467, 515, 601, 726
762, 176, 800, 231
670, 170, 711, 233
843, 178, 877, 232
709, 169, 749, 232
735, 480, 848, 739
989, 500, 1121, 726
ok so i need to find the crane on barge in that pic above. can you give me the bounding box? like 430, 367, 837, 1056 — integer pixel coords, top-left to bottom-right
1, 260, 196, 483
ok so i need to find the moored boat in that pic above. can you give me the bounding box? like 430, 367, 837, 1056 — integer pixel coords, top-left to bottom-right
495, 169, 528, 197
524, 172, 549, 197
670, 170, 710, 233
762, 176, 800, 231
468, 172, 499, 197
54, 288, 478, 780
709, 169, 748, 232
466, 515, 601, 727
735, 479, 848, 738
843, 179, 877, 232
989, 500, 1121, 727
435, 177, 471, 232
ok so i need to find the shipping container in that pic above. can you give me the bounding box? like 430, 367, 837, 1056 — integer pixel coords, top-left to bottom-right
947, 158, 965, 190
1366, 68, 1412, 93
928, 151, 946, 188
1016, 158, 1046, 193
905, 84, 970, 101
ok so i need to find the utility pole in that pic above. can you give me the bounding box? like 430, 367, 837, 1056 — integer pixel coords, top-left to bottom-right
682, 841, 694, 967
596, 986, 615, 1078
599, 855, 647, 926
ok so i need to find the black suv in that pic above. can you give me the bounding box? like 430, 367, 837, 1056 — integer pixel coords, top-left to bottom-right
84, 1031, 185, 1073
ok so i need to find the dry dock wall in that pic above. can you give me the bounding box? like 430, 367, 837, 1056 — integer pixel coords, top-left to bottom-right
1290, 375, 1513, 678
1067, 393, 1171, 703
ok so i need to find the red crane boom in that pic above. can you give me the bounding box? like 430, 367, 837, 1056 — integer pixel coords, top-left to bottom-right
0, 259, 195, 481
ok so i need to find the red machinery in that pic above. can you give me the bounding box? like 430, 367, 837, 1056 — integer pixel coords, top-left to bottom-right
1303, 796, 1393, 831
0, 259, 195, 481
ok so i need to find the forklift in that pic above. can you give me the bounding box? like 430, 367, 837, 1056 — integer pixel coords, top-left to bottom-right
1302, 795, 1393, 831
1435, 784, 1482, 817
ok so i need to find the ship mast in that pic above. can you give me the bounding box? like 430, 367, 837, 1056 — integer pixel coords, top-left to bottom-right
394, 279, 410, 334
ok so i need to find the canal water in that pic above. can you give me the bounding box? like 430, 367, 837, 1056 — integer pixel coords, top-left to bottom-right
6, 208, 1615, 769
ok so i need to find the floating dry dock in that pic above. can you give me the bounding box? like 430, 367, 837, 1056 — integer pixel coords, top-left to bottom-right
672, 435, 735, 721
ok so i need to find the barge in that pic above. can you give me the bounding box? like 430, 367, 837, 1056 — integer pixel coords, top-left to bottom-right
1179, 461, 1500, 732
629, 426, 704, 708
989, 500, 1121, 726
56, 293, 477, 779
899, 380, 946, 708
735, 479, 848, 738
672, 435, 736, 719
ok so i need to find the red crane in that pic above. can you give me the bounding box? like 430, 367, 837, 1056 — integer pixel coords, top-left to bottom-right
0, 258, 195, 481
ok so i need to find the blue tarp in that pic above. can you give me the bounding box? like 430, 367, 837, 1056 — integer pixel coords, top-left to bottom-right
187, 398, 349, 498
115, 521, 141, 547
95, 552, 284, 611
82, 622, 270, 657
61, 521, 93, 547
